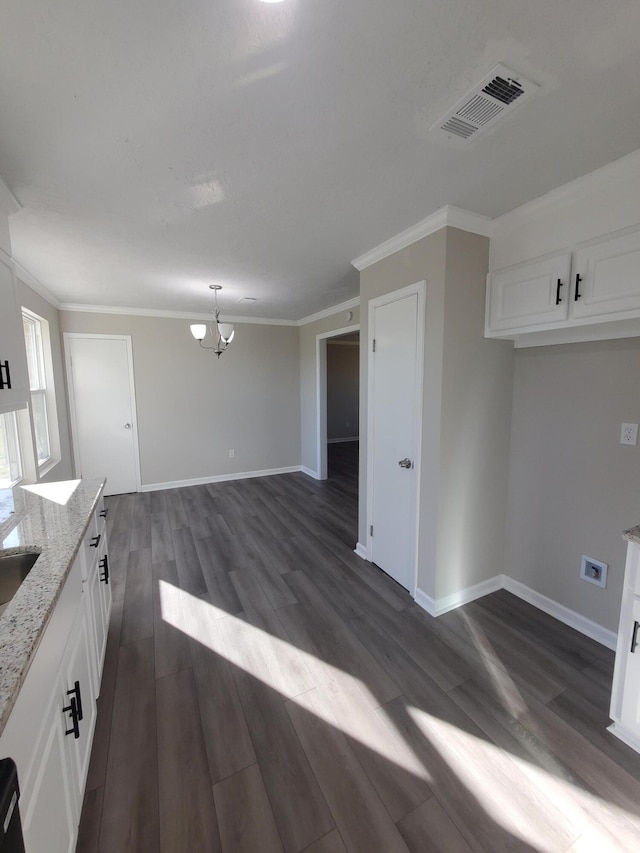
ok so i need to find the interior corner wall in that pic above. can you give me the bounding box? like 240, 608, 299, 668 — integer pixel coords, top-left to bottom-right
299, 306, 360, 476
504, 338, 640, 633
59, 311, 301, 488
17, 280, 74, 481
436, 229, 514, 600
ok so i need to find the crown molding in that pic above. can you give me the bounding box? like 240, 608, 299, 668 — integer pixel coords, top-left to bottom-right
14, 262, 62, 309
297, 296, 360, 327
0, 174, 21, 216
492, 148, 640, 237
58, 302, 298, 326
351, 205, 492, 271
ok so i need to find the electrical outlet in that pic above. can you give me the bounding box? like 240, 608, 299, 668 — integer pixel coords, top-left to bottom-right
620, 423, 638, 445
229, 449, 235, 458
580, 555, 608, 588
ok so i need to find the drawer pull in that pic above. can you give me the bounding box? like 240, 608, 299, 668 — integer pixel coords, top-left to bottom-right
99, 508, 108, 518
574, 273, 582, 301
631, 620, 640, 654
90, 534, 101, 548
0, 360, 11, 390
63, 681, 83, 738
555, 278, 563, 305
99, 554, 110, 584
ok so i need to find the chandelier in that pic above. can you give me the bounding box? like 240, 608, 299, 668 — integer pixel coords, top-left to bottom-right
190, 285, 235, 358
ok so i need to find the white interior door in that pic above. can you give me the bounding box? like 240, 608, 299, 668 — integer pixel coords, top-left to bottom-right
368, 284, 424, 591
65, 335, 141, 496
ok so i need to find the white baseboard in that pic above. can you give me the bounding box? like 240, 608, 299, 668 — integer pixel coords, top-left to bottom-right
413, 573, 617, 649
415, 575, 503, 617
354, 542, 368, 560
608, 722, 640, 754
503, 576, 618, 650
142, 465, 302, 492
301, 466, 322, 480
327, 437, 359, 444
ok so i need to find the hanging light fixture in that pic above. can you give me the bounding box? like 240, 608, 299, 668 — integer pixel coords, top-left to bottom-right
190, 284, 235, 358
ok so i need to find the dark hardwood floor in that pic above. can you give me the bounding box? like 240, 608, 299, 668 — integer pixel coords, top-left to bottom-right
77, 443, 640, 852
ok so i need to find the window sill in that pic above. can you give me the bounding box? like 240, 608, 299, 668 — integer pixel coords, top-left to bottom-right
37, 457, 61, 480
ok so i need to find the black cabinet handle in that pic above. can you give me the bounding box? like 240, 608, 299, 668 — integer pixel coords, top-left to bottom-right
90, 533, 101, 548
63, 681, 83, 738
99, 508, 108, 518
99, 554, 110, 584
555, 278, 563, 305
631, 620, 640, 654
574, 273, 582, 301
0, 360, 11, 390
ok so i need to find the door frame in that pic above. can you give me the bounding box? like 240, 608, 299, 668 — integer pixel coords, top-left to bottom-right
366, 281, 426, 596
64, 333, 142, 493
315, 323, 360, 480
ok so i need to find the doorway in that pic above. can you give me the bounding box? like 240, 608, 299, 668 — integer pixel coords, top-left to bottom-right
64, 334, 142, 496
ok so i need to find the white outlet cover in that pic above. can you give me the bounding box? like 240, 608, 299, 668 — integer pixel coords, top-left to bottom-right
620, 423, 638, 445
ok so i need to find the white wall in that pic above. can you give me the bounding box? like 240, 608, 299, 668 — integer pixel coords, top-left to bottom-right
60, 311, 301, 489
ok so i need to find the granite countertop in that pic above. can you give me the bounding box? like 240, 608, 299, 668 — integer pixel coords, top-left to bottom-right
623, 526, 640, 545
0, 477, 105, 736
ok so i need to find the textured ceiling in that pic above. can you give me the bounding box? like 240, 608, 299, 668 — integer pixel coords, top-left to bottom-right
1, 0, 640, 320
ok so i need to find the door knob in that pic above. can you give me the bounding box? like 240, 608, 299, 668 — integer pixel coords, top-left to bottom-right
398, 458, 412, 469
124, 423, 131, 429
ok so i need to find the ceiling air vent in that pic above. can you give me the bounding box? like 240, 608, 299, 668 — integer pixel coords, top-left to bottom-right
430, 64, 539, 145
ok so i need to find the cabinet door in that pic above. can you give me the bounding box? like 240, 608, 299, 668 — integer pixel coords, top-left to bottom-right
486, 252, 571, 334
620, 597, 640, 736
60, 602, 97, 820
0, 251, 29, 414
86, 538, 110, 695
572, 227, 640, 319
21, 684, 76, 853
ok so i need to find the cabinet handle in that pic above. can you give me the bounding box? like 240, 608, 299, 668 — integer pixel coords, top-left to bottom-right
90, 533, 101, 548
555, 278, 563, 305
99, 508, 108, 518
574, 273, 582, 301
63, 682, 83, 738
99, 554, 110, 584
631, 620, 640, 654
0, 360, 11, 390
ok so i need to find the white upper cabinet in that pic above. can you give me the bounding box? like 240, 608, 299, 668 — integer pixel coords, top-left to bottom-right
486, 251, 571, 333
572, 228, 640, 319
486, 224, 640, 345
0, 249, 29, 413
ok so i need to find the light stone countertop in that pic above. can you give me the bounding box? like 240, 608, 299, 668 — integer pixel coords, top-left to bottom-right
623, 526, 640, 545
0, 477, 105, 736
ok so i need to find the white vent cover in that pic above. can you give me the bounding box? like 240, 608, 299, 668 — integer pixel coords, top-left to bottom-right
430, 64, 539, 144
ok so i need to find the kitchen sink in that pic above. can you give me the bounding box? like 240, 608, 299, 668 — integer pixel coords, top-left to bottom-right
0, 552, 40, 611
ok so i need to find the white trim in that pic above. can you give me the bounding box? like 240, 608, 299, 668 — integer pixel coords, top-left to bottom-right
491, 148, 640, 239
354, 542, 368, 560
301, 465, 321, 480
608, 722, 640, 754
316, 323, 360, 481
502, 576, 617, 650
59, 302, 298, 326
141, 465, 302, 492
299, 297, 360, 327
367, 281, 425, 596
352, 205, 492, 271
327, 437, 359, 444
13, 262, 62, 309
414, 576, 503, 617
63, 333, 143, 494
0, 174, 21, 215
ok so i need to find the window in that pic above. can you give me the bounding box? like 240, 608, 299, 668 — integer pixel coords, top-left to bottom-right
0, 411, 22, 487
22, 309, 58, 471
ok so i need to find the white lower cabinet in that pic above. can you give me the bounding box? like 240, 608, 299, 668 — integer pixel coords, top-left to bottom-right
0, 501, 111, 852
609, 539, 640, 753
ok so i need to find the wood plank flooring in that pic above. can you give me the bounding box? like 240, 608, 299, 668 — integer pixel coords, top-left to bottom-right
76, 443, 640, 852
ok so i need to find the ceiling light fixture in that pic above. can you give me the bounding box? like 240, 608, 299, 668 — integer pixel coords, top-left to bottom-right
190, 285, 235, 358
